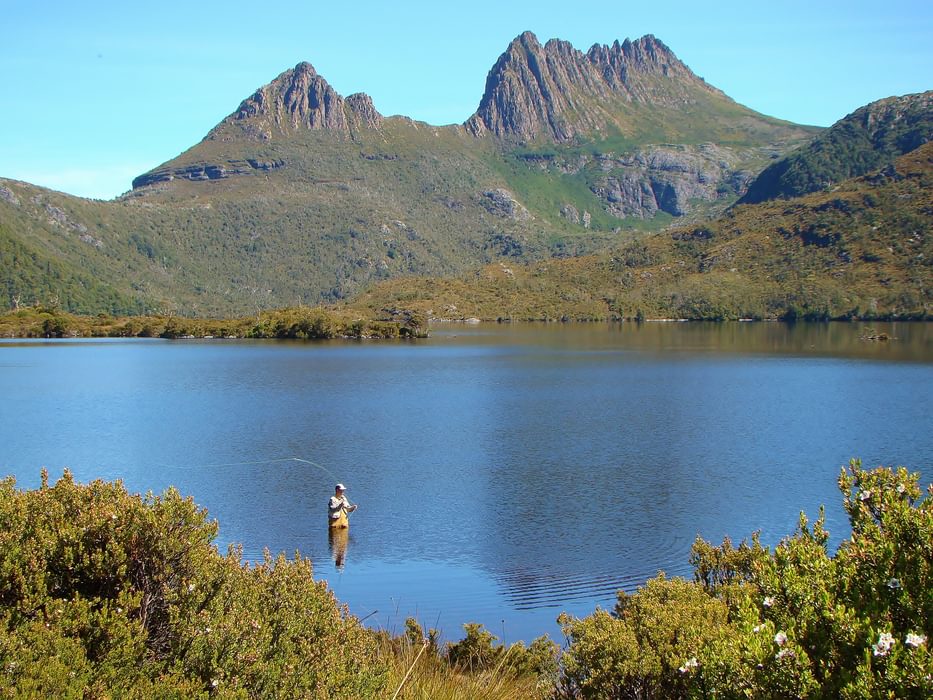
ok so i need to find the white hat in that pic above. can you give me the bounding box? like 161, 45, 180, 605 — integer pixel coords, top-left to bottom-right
335, 483, 346, 491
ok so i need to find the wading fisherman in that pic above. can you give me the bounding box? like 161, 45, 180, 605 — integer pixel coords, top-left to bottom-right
328, 483, 357, 529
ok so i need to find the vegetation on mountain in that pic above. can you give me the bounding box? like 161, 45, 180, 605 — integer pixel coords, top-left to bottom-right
351, 143, 933, 322
740, 91, 932, 204
1, 36, 927, 323
1, 461, 928, 697
0, 211, 147, 316
0, 32, 817, 316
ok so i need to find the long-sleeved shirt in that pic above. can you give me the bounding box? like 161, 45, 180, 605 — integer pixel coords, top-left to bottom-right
328, 494, 354, 521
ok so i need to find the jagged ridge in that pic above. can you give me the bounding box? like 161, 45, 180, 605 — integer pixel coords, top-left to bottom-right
466, 31, 729, 141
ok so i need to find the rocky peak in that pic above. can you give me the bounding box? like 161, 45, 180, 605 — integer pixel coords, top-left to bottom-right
345, 92, 382, 129
466, 31, 609, 141
467, 31, 725, 142
212, 62, 382, 140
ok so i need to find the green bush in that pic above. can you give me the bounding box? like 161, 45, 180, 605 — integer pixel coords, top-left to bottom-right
443, 621, 558, 683
557, 460, 933, 698
0, 471, 386, 697
558, 576, 733, 699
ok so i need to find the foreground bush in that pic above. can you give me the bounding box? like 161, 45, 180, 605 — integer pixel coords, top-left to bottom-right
0, 471, 386, 697
1, 462, 928, 698
558, 460, 932, 699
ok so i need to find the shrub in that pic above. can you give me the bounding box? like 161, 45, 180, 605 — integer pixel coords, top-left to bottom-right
558, 460, 933, 698
0, 471, 386, 697
558, 576, 733, 699
443, 622, 558, 683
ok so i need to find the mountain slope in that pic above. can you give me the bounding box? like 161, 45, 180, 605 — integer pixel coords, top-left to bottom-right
352, 142, 933, 321
2, 32, 819, 316
739, 91, 933, 204
0, 181, 153, 314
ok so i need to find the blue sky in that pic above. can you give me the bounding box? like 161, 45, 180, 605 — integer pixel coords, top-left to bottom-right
2, 0, 931, 200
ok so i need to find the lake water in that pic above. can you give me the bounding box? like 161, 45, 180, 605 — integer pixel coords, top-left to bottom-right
1, 322, 932, 644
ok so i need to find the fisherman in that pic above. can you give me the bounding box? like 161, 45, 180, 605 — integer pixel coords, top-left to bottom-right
328, 483, 357, 529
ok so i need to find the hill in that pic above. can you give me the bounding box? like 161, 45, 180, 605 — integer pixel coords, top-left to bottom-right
739, 91, 932, 204
351, 143, 933, 321
0, 32, 816, 316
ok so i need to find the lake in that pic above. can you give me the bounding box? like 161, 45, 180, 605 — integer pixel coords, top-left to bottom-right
1, 322, 931, 644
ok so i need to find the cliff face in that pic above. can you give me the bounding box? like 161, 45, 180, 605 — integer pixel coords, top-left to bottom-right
739, 90, 933, 204
466, 32, 727, 141
588, 144, 751, 219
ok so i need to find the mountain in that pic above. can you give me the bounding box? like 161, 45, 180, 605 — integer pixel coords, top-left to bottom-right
132, 61, 384, 188
2, 32, 818, 316
353, 142, 933, 322
739, 91, 933, 204
467, 32, 760, 144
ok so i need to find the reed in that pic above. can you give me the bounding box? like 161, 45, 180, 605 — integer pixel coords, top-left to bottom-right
379, 636, 549, 700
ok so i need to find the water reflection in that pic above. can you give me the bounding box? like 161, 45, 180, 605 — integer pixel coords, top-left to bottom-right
329, 527, 349, 571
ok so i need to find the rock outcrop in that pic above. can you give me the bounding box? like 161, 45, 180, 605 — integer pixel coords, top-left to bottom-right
209, 62, 383, 141
131, 159, 285, 189
466, 31, 726, 142
480, 188, 531, 221
525, 144, 749, 220
0, 184, 20, 206
589, 144, 748, 218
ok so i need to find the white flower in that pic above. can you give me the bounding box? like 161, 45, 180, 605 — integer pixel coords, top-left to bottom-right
905, 633, 927, 648
775, 648, 795, 660
678, 657, 698, 673
859, 490, 872, 502
211, 679, 219, 687
204, 626, 212, 634
763, 596, 775, 607
872, 632, 895, 656
187, 583, 196, 592
752, 624, 764, 633
887, 578, 901, 590
896, 483, 906, 494
774, 631, 788, 646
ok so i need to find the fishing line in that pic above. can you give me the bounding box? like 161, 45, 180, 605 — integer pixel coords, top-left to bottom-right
154, 456, 342, 482
290, 457, 340, 482
155, 456, 294, 470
